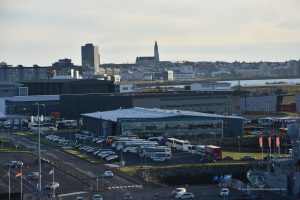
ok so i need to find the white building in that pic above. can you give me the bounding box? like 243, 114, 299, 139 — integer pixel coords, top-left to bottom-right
191, 82, 232, 91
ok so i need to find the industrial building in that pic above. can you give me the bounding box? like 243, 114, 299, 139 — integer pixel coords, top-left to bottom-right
20, 79, 115, 95
60, 91, 243, 119
2, 95, 60, 117
81, 107, 244, 138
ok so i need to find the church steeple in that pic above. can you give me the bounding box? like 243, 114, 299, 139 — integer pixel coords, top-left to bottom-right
154, 41, 159, 62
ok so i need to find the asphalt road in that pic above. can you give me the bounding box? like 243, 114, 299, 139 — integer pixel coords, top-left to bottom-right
0, 152, 89, 197
0, 130, 297, 200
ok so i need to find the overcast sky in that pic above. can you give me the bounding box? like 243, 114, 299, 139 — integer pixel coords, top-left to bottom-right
1, 0, 300, 66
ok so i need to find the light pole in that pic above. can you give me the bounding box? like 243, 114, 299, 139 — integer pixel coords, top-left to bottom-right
35, 103, 45, 199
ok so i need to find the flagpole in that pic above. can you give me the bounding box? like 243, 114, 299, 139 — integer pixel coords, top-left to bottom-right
8, 166, 11, 200
261, 134, 263, 162
53, 168, 55, 198
20, 169, 23, 200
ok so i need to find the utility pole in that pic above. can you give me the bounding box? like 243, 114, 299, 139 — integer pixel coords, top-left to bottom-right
35, 103, 45, 199
38, 104, 42, 199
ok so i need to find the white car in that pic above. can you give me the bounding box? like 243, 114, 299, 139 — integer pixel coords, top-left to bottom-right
172, 188, 186, 196
220, 188, 229, 197
106, 155, 119, 162
175, 192, 194, 199
102, 171, 113, 177
96, 139, 105, 144
123, 147, 138, 154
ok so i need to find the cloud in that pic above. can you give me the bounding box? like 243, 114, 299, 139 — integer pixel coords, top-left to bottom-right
0, 0, 300, 65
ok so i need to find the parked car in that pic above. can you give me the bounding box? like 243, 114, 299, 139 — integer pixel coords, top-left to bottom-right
25, 172, 39, 181
96, 139, 105, 144
5, 161, 23, 168
200, 157, 216, 164
172, 188, 186, 197
240, 155, 256, 161
35, 158, 53, 165
123, 147, 138, 154
123, 193, 133, 200
75, 144, 82, 148
223, 156, 234, 160
93, 194, 103, 200
101, 152, 115, 159
220, 188, 229, 197
106, 155, 120, 162
102, 171, 113, 178
45, 182, 59, 190
175, 192, 194, 199
263, 155, 274, 161
86, 147, 96, 154
76, 197, 84, 200
92, 137, 101, 142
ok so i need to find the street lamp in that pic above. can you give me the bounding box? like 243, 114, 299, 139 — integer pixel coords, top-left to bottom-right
35, 103, 45, 199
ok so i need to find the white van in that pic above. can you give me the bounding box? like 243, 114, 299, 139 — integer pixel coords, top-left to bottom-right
150, 152, 171, 162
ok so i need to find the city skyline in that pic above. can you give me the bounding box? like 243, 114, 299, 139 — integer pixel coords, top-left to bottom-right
1, 0, 300, 66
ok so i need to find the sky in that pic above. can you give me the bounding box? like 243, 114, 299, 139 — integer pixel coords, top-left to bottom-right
0, 0, 300, 66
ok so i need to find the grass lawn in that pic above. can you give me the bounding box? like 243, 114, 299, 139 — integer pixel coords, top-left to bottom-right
222, 151, 288, 160
64, 149, 101, 164
0, 148, 16, 151
13, 131, 58, 147
120, 162, 247, 173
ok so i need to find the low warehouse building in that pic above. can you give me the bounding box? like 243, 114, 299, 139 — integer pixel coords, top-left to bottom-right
81, 107, 244, 138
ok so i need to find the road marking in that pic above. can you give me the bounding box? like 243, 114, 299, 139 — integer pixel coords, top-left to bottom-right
58, 191, 88, 197
108, 185, 143, 190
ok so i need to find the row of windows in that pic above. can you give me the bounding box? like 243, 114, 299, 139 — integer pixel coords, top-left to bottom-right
160, 95, 230, 101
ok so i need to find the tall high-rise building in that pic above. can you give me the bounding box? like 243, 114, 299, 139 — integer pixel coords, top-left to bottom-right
154, 41, 159, 62
81, 43, 100, 73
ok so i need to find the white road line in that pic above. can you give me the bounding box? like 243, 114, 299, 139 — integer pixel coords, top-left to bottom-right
58, 191, 88, 197
107, 185, 144, 190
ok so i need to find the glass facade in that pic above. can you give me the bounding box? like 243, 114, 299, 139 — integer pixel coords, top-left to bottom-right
120, 118, 224, 138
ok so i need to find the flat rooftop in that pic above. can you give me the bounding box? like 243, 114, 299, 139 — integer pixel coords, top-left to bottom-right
82, 107, 244, 122
5, 95, 60, 102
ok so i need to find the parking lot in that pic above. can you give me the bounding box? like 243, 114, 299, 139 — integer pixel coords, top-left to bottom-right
0, 152, 89, 197
44, 135, 205, 167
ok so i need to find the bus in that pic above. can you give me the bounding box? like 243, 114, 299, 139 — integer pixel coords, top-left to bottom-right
28, 122, 51, 132
174, 139, 190, 151
107, 136, 139, 146
138, 146, 171, 158
116, 140, 155, 150
166, 138, 178, 148
123, 142, 158, 153
114, 138, 144, 149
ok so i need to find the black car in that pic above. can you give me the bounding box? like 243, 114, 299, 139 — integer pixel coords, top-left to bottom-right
200, 157, 216, 164
263, 155, 273, 161
5, 161, 23, 168
223, 156, 234, 160
35, 158, 53, 165
240, 155, 256, 161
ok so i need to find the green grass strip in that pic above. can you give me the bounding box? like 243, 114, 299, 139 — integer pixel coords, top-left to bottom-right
64, 149, 101, 164
222, 151, 288, 160
120, 162, 247, 173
